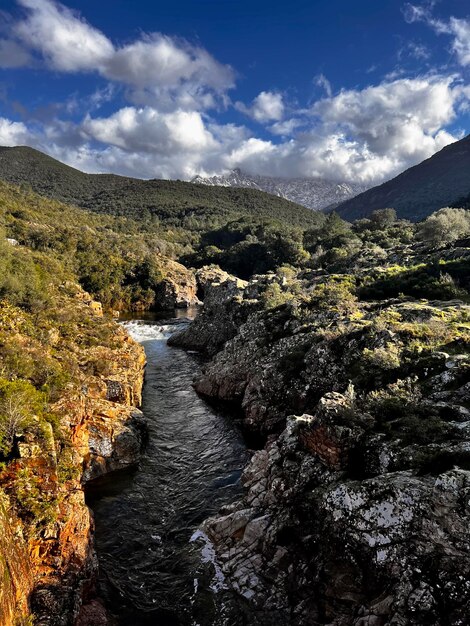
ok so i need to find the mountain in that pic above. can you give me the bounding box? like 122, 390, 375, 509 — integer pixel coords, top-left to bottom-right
335, 135, 470, 222
0, 146, 320, 230
191, 168, 368, 211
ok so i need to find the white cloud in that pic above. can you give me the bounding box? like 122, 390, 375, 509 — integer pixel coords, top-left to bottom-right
398, 41, 431, 61
0, 118, 30, 144
313, 76, 457, 151
315, 73, 332, 97
15, 0, 114, 71
226, 76, 464, 182
105, 35, 233, 92
4, 0, 234, 110
404, 5, 470, 67
2, 74, 465, 184
236, 91, 284, 122
447, 17, 470, 67
83, 106, 218, 154
0, 1, 468, 187
270, 118, 303, 136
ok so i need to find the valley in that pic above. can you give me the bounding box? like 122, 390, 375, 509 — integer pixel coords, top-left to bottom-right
0, 146, 469, 626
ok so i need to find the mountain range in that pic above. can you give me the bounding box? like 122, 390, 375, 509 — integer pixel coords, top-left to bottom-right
1, 139, 470, 225
192, 169, 368, 211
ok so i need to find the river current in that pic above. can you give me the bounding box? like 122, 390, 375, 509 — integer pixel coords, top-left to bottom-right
87, 313, 250, 625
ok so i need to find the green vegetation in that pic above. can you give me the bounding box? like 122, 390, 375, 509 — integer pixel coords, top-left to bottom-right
0, 380, 46, 457
358, 260, 469, 301
0, 145, 469, 626
0, 146, 319, 231
417, 207, 470, 244
364, 379, 451, 445
183, 218, 313, 279
0, 151, 468, 527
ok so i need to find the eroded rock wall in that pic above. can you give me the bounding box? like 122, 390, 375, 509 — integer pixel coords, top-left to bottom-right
180, 273, 470, 625
0, 291, 146, 626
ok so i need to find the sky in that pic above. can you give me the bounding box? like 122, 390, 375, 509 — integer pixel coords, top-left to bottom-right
0, 0, 470, 184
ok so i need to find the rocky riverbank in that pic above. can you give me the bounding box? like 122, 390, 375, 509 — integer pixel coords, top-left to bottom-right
171, 265, 470, 625
0, 286, 146, 626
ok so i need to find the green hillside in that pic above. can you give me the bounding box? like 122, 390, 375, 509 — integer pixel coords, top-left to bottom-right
0, 146, 319, 230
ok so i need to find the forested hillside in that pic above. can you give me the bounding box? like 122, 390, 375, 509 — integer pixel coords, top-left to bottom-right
0, 146, 318, 230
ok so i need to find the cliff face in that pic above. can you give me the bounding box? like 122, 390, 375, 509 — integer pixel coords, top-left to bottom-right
0, 286, 146, 626
168, 266, 250, 355
0, 492, 34, 626
154, 259, 201, 311
172, 268, 470, 625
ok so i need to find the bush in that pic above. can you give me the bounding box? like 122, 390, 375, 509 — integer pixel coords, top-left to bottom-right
362, 344, 401, 371
418, 207, 470, 245
310, 275, 358, 314
364, 379, 449, 444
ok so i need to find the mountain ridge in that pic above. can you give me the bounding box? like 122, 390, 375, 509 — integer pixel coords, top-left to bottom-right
191, 168, 368, 210
334, 134, 470, 221
0, 146, 319, 230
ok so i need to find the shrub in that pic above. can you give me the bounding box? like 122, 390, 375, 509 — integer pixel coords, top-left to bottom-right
310, 275, 358, 314
418, 207, 470, 245
15, 467, 58, 527
362, 344, 401, 371
262, 282, 296, 309
364, 379, 449, 444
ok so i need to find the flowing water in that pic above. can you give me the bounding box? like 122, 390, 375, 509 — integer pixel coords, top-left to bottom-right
87, 313, 250, 625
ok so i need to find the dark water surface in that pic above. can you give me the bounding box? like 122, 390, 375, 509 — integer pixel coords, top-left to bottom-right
87, 313, 250, 625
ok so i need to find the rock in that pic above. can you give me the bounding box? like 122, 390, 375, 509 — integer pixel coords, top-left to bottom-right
76, 600, 110, 626
0, 492, 34, 626
169, 266, 254, 355
0, 289, 146, 626
184, 276, 470, 624
154, 259, 201, 309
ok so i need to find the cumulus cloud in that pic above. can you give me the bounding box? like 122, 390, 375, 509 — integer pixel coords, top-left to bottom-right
236, 91, 285, 122
2, 0, 234, 109
228, 76, 464, 182
83, 107, 218, 154
14, 0, 114, 71
0, 117, 30, 144
2, 74, 465, 184
72, 76, 467, 182
312, 77, 458, 156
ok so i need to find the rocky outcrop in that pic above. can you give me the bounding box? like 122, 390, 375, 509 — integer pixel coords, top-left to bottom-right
0, 288, 146, 626
154, 259, 201, 310
169, 266, 251, 355
203, 400, 470, 625
0, 492, 34, 626
182, 273, 470, 624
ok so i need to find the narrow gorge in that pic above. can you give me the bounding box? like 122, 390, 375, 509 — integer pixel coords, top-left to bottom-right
0, 149, 469, 626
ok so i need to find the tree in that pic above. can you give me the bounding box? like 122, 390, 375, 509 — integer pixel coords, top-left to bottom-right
418, 208, 470, 245
0, 380, 45, 457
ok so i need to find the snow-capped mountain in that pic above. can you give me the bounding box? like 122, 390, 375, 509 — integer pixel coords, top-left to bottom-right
191, 168, 369, 211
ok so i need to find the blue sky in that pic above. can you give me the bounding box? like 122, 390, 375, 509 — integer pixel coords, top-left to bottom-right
0, 0, 469, 183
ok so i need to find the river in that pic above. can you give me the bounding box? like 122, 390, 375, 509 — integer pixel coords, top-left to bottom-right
87, 313, 251, 625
